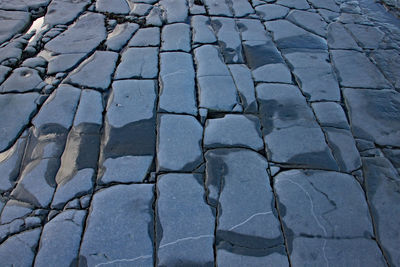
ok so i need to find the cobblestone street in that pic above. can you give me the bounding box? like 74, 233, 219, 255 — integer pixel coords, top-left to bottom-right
0, 0, 400, 266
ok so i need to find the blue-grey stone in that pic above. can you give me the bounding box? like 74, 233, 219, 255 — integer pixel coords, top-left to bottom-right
191, 15, 217, 44
160, 0, 188, 23
276, 0, 310, 9
194, 45, 230, 77
204, 115, 264, 150
228, 64, 258, 112
230, 0, 254, 17
237, 19, 268, 42
128, 27, 160, 47
44, 0, 91, 26
157, 173, 215, 266
115, 47, 158, 79
0, 10, 30, 44
0, 67, 43, 93
105, 23, 139, 51
157, 114, 203, 172
255, 4, 289, 21
96, 0, 130, 14
204, 0, 232, 16
35, 210, 86, 267
327, 22, 361, 50
370, 49, 400, 89
79, 184, 154, 266
287, 10, 327, 36
311, 102, 350, 130
0, 200, 33, 224
161, 23, 191, 52
308, 0, 339, 12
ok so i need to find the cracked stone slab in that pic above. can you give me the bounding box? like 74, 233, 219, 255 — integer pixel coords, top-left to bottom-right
309, 0, 339, 12
191, 15, 217, 44
230, 0, 254, 17
203, 0, 232, 16
311, 102, 350, 130
285, 51, 340, 101
265, 20, 328, 50
0, 0, 50, 11
287, 10, 327, 37
255, 4, 289, 21
228, 64, 258, 112
44, 12, 107, 74
363, 157, 400, 266
0, 200, 33, 224
79, 184, 154, 266
161, 23, 191, 52
159, 52, 197, 115
105, 23, 139, 51
160, 0, 188, 23
0, 67, 43, 93
331, 50, 392, 89
345, 24, 384, 49
0, 10, 31, 44
211, 17, 244, 63
157, 173, 215, 266
194, 45, 230, 77
257, 83, 337, 170
205, 148, 288, 264
65, 51, 118, 91
276, 0, 310, 10
130, 3, 152, 16
327, 22, 361, 50
99, 80, 156, 184
114, 47, 158, 79
44, 0, 91, 26
237, 19, 268, 42
73, 89, 104, 133
204, 114, 264, 150
370, 49, 400, 89
0, 228, 41, 266
343, 88, 400, 146
157, 114, 203, 172
274, 170, 386, 266
0, 137, 27, 192
35, 209, 86, 267
0, 93, 39, 152
242, 40, 291, 83
128, 27, 160, 47
96, 0, 130, 14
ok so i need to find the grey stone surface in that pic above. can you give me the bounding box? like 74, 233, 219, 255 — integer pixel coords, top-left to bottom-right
0, 228, 41, 266
130, 3, 152, 16
309, 0, 339, 12
237, 19, 268, 42
287, 10, 328, 36
205, 148, 287, 262
343, 88, 400, 146
194, 45, 230, 77
0, 200, 33, 224
255, 4, 289, 21
285, 51, 340, 101
204, 114, 264, 150
311, 102, 350, 130
80, 184, 154, 266
265, 20, 328, 50
0, 67, 43, 93
331, 50, 392, 89
204, 0, 232, 16
128, 27, 160, 47
115, 47, 158, 79
363, 157, 400, 266
161, 23, 191, 52
231, 0, 254, 17
73, 89, 104, 132
35, 209, 86, 267
65, 51, 118, 90
157, 114, 203, 172
157, 173, 215, 266
44, 0, 91, 26
327, 22, 361, 50
106, 23, 139, 51
211, 17, 244, 63
0, 65, 11, 84
228, 64, 258, 112
0, 10, 30, 44
275, 170, 385, 266
192, 15, 217, 44
257, 83, 337, 170
161, 0, 188, 23
371, 49, 400, 89
96, 0, 130, 14
345, 24, 384, 49
44, 13, 107, 74
276, 0, 310, 10
0, 93, 38, 152
159, 52, 197, 115
99, 80, 156, 184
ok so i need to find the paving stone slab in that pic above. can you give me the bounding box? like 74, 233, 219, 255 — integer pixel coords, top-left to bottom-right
311, 102, 350, 130
327, 22, 361, 50
106, 22, 139, 51
157, 114, 203, 172
287, 10, 327, 37
228, 64, 258, 112
99, 80, 156, 184
115, 47, 158, 79
96, 0, 130, 14
204, 114, 263, 150
0, 10, 31, 44
160, 0, 188, 23
80, 184, 154, 266
44, 0, 91, 26
255, 4, 289, 21
363, 156, 400, 266
157, 173, 215, 266
192, 15, 217, 44
308, 0, 339, 12
0, 93, 39, 152
345, 24, 385, 49
276, 0, 310, 10
343, 88, 400, 146
205, 148, 287, 262
35, 209, 86, 267
230, 0, 254, 17
194, 45, 230, 77
128, 27, 160, 47
161, 23, 191, 52
285, 51, 340, 101
274, 170, 385, 266
0, 228, 41, 266
370, 49, 400, 89
0, 67, 43, 93
65, 51, 118, 91
159, 52, 197, 115
0, 200, 33, 224
0, 0, 50, 11
204, 0, 232, 16
257, 83, 337, 170
237, 19, 268, 42
331, 50, 392, 89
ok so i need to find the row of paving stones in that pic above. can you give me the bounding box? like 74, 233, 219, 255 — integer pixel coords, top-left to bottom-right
0, 0, 400, 266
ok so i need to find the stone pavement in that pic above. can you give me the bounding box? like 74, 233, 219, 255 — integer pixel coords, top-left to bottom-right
0, 0, 399, 266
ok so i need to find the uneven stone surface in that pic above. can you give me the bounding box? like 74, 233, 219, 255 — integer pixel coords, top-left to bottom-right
1, 0, 399, 265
